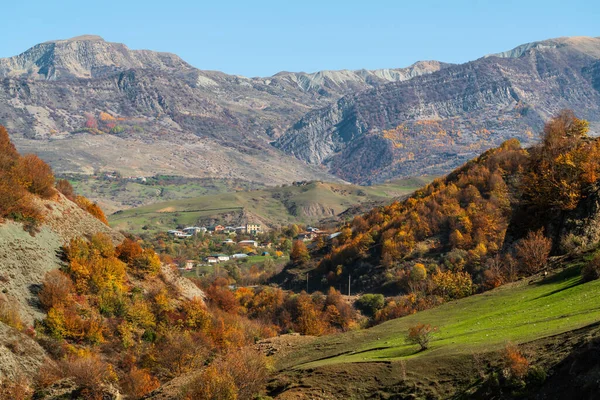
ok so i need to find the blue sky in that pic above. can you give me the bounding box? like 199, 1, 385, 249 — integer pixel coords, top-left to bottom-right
1, 0, 599, 77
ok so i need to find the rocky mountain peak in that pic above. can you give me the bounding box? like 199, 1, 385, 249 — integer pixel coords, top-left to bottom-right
485, 36, 600, 59
266, 60, 450, 93
0, 34, 192, 80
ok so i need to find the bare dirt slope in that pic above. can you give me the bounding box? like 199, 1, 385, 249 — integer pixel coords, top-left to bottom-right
0, 193, 123, 324
0, 321, 51, 381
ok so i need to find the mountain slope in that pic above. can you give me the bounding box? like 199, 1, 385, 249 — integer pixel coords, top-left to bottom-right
275, 36, 600, 184
0, 193, 123, 325
0, 36, 446, 188
269, 263, 600, 399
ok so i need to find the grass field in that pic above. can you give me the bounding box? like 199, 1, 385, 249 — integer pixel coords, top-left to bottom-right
66, 175, 265, 214
281, 261, 600, 371
107, 177, 432, 233
266, 256, 600, 398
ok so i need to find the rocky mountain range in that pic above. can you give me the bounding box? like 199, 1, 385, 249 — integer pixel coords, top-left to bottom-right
274, 36, 600, 183
1, 35, 600, 187
0, 35, 445, 185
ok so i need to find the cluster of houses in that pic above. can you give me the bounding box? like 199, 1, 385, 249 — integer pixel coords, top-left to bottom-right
167, 223, 263, 239
178, 239, 270, 270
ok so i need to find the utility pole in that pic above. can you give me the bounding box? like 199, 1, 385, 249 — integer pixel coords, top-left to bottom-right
348, 274, 351, 296
306, 272, 309, 293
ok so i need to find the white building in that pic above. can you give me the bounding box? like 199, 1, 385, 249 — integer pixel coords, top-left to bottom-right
183, 226, 207, 235
168, 230, 192, 238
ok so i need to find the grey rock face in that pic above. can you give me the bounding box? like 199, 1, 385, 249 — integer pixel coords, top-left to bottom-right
275, 37, 600, 184
0, 36, 445, 184
0, 35, 191, 80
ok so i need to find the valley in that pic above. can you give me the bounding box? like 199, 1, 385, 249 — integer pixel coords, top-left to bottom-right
106, 177, 432, 233
0, 19, 599, 400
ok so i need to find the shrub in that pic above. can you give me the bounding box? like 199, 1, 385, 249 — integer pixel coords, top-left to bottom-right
39, 270, 74, 311
503, 343, 529, 379
582, 254, 600, 282
16, 154, 55, 198
407, 323, 437, 351
355, 294, 385, 317
184, 365, 237, 400
0, 375, 33, 400
56, 179, 75, 200
120, 367, 159, 399
115, 238, 143, 264
74, 195, 108, 225
0, 296, 24, 330
184, 348, 270, 400
515, 229, 552, 274
60, 353, 116, 399
132, 249, 162, 276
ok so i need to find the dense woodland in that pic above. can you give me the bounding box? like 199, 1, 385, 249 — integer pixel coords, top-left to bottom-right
284, 110, 600, 322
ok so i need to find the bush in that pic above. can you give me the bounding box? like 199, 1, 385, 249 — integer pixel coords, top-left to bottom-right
0, 375, 33, 400
16, 154, 55, 198
74, 195, 108, 225
0, 296, 24, 330
120, 367, 159, 399
503, 343, 529, 379
56, 179, 75, 200
582, 254, 600, 282
184, 348, 270, 400
515, 229, 552, 275
355, 294, 385, 317
39, 270, 74, 311
407, 323, 437, 351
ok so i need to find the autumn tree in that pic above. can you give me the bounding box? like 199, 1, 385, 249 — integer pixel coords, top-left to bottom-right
407, 323, 437, 351
523, 110, 597, 211
290, 240, 310, 264
16, 154, 55, 198
514, 229, 552, 274
74, 196, 108, 225
0, 126, 19, 171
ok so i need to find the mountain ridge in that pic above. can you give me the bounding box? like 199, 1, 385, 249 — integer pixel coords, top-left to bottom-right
275, 36, 600, 184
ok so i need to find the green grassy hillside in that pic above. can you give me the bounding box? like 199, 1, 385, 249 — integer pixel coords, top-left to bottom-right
108, 178, 431, 233
66, 175, 265, 214
270, 256, 600, 398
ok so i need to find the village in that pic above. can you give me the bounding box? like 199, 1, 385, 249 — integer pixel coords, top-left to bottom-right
163, 223, 336, 272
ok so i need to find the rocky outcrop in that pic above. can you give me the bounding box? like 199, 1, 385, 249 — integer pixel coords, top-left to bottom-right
275, 37, 600, 184
0, 35, 191, 80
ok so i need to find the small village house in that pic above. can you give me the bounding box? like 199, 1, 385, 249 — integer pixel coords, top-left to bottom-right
168, 230, 192, 239
183, 226, 206, 235
238, 239, 258, 247
210, 225, 226, 233
246, 223, 262, 235
184, 260, 195, 270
